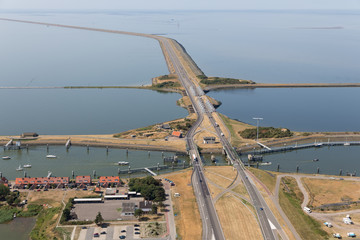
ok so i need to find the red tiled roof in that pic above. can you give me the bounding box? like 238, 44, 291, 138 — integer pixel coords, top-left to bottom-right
172, 131, 182, 137
99, 176, 120, 183
75, 176, 91, 184
15, 177, 69, 185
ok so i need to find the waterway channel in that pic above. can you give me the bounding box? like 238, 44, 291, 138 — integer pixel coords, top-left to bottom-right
0, 217, 36, 240
247, 145, 360, 176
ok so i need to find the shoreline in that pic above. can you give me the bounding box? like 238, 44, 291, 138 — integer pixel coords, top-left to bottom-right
204, 82, 360, 91
2, 133, 360, 154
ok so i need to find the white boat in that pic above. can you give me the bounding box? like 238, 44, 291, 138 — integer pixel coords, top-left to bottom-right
2, 156, 11, 160
46, 155, 57, 158
118, 161, 129, 165
16, 165, 23, 171
260, 162, 272, 166
23, 164, 32, 168
344, 142, 350, 146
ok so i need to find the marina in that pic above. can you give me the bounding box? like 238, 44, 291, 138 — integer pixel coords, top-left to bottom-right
0, 145, 192, 180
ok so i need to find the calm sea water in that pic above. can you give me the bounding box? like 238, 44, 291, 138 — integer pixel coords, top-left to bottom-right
0, 88, 187, 135
209, 87, 360, 132
1, 10, 358, 84
252, 145, 360, 175
0, 20, 167, 87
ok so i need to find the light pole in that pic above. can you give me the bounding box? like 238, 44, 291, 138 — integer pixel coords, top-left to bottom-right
253, 117, 263, 142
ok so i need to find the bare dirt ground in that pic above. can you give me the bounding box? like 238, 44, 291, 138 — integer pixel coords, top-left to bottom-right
166, 169, 202, 240
216, 193, 263, 240
302, 178, 360, 209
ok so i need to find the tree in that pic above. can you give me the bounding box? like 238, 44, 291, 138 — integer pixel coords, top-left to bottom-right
95, 212, 104, 226
134, 209, 143, 219
151, 205, 158, 215
0, 184, 10, 201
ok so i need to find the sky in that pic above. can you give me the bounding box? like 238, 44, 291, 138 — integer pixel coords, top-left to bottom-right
0, 0, 359, 11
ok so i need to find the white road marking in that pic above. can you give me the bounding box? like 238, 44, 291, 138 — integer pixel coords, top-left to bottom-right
268, 219, 277, 230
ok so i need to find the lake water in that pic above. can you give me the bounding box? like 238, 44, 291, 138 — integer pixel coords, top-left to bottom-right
0, 10, 359, 133
251, 145, 360, 176
0, 88, 187, 135
0, 217, 36, 240
1, 10, 359, 84
0, 19, 167, 87
209, 87, 360, 132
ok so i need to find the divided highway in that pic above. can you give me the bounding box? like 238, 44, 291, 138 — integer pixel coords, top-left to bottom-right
0, 17, 283, 240
161, 38, 224, 240
161, 38, 279, 240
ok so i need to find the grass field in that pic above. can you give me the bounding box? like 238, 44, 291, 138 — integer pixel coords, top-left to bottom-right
170, 169, 202, 240
303, 178, 360, 209
218, 114, 254, 147
216, 193, 262, 240
204, 166, 237, 189
279, 177, 329, 240
232, 181, 250, 199
248, 168, 277, 194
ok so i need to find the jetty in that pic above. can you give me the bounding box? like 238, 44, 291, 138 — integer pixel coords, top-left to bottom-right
242, 141, 360, 155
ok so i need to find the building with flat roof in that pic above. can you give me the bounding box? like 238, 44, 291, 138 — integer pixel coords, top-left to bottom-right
139, 201, 153, 212
203, 136, 216, 144
21, 132, 38, 138
121, 202, 135, 216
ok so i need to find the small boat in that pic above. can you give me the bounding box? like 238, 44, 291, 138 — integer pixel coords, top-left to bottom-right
23, 164, 32, 168
313, 158, 319, 162
118, 161, 129, 165
344, 142, 350, 146
16, 165, 23, 171
2, 156, 11, 160
211, 155, 216, 162
46, 155, 57, 158
260, 162, 272, 166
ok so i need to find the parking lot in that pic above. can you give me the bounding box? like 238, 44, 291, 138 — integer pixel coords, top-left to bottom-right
73, 199, 144, 221
78, 225, 141, 240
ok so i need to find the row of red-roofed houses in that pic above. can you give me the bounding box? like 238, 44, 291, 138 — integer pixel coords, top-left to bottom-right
14, 175, 122, 189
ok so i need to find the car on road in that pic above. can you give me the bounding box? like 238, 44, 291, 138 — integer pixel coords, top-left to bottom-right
100, 231, 106, 234
81, 226, 87, 229
260, 207, 263, 211
93, 233, 99, 237
135, 232, 140, 235
119, 236, 126, 239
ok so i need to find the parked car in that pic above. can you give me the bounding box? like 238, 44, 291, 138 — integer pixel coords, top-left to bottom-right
93, 233, 99, 237
121, 230, 126, 233
119, 236, 126, 239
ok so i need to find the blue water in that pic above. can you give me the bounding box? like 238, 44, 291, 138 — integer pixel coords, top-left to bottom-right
1, 10, 358, 84
209, 87, 360, 132
0, 88, 187, 135
0, 145, 190, 179
0, 19, 167, 87
255, 145, 360, 175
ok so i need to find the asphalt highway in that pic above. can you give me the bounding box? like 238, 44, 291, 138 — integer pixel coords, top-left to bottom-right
161, 38, 224, 240
161, 38, 278, 240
